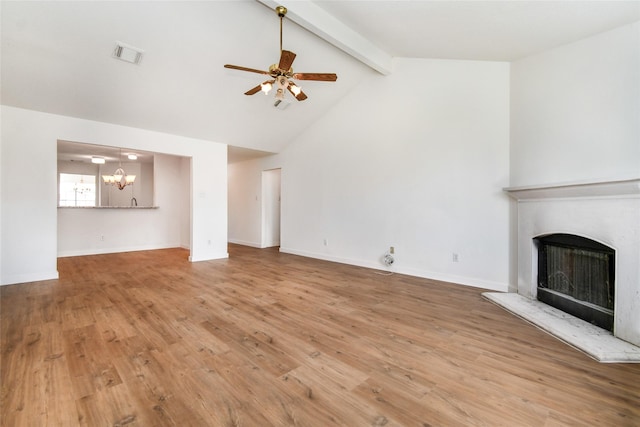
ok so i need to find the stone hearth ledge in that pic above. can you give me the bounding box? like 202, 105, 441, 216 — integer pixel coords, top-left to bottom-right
483, 292, 640, 363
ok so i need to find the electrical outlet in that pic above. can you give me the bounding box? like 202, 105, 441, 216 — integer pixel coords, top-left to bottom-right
452, 253, 459, 262
389, 246, 395, 254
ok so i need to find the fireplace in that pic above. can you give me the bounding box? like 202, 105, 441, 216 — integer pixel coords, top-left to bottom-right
502, 178, 640, 350
535, 234, 615, 331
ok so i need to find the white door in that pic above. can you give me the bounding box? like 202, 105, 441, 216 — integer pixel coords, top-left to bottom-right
262, 168, 281, 248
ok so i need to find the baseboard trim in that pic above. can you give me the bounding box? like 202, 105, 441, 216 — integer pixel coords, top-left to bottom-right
58, 244, 181, 258
189, 252, 229, 262
1, 270, 59, 286
278, 247, 508, 292
228, 239, 263, 248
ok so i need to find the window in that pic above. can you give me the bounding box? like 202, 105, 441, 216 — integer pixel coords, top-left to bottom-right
59, 173, 96, 207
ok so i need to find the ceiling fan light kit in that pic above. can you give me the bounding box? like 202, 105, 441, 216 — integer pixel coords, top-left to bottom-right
224, 5, 337, 106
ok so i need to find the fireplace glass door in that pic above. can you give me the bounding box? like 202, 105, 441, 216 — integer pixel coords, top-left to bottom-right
535, 234, 615, 331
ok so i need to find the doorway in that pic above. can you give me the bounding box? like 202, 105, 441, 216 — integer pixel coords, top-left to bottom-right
262, 168, 281, 248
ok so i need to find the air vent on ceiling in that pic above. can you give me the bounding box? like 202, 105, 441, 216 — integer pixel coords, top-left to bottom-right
113, 42, 143, 65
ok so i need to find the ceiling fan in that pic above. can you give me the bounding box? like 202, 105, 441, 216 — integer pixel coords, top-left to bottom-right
224, 6, 337, 104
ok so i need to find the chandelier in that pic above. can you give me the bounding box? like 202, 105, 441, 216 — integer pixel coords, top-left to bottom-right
73, 177, 92, 195
102, 148, 136, 190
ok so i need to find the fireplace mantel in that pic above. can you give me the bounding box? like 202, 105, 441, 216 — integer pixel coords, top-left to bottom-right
504, 178, 640, 201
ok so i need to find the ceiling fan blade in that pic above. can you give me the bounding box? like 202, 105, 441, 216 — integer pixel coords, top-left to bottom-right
287, 86, 308, 101
224, 64, 270, 76
292, 72, 338, 82
244, 85, 262, 96
278, 50, 296, 71
244, 80, 275, 96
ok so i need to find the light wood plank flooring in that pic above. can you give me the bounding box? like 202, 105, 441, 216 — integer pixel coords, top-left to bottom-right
2, 245, 639, 426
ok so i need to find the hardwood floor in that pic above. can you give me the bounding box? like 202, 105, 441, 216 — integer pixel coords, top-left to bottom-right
2, 245, 639, 426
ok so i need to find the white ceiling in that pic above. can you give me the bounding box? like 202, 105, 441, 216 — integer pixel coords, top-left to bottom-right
3, 1, 639, 158
57, 140, 156, 164
313, 1, 640, 62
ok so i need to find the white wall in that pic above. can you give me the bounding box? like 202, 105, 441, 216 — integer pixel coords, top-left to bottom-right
1, 106, 228, 285
229, 58, 511, 291
139, 162, 154, 207
510, 22, 640, 187
180, 156, 191, 249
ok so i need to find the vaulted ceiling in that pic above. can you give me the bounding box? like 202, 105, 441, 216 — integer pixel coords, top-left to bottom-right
2, 1, 639, 158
